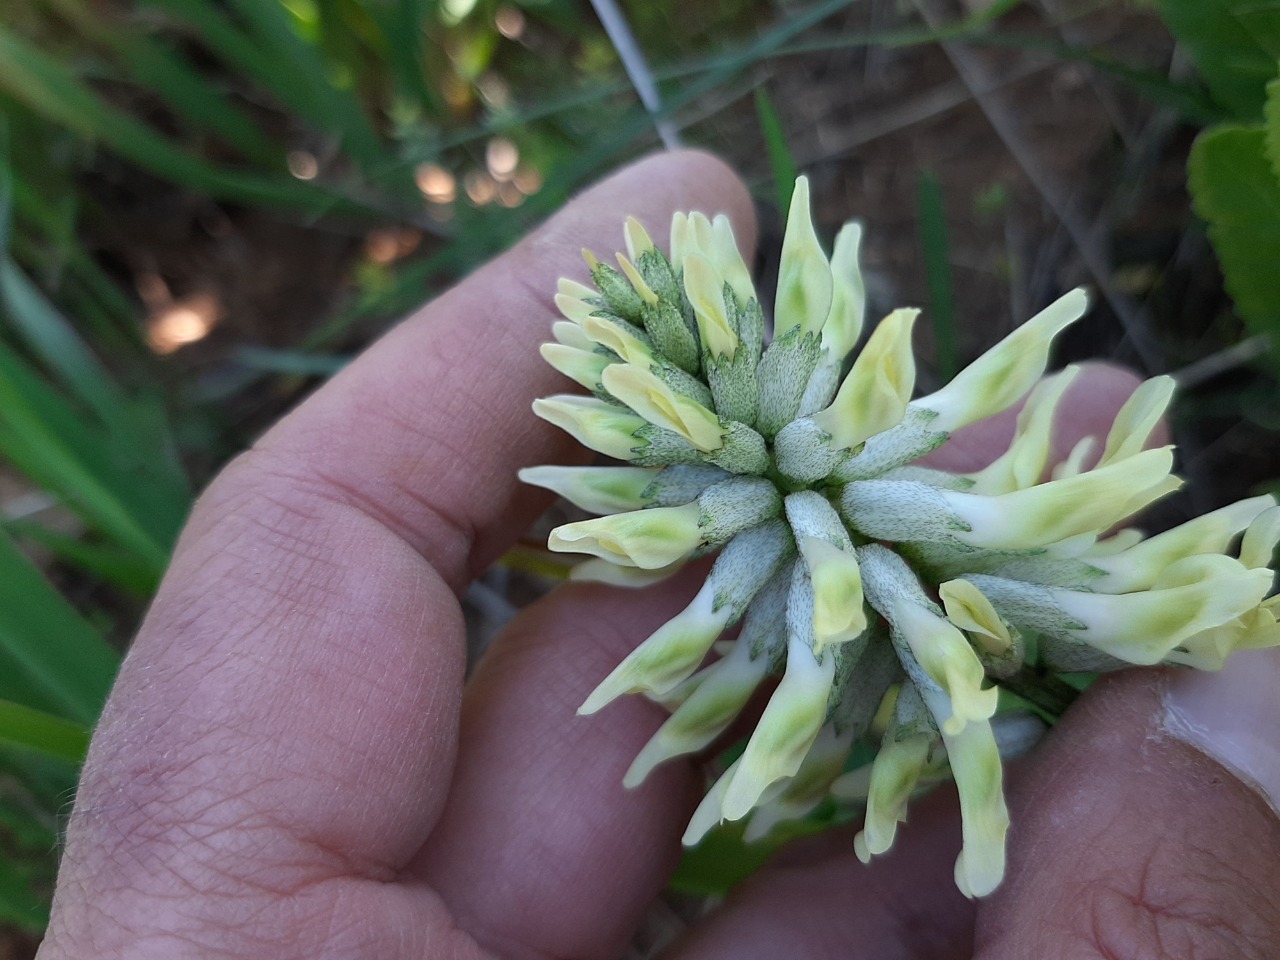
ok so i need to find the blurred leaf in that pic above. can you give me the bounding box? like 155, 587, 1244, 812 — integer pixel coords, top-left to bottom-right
0, 336, 178, 572
233, 345, 351, 376
1154, 0, 1280, 120
0, 851, 49, 934
144, 0, 390, 171
1189, 123, 1280, 349
754, 87, 797, 215
670, 809, 839, 895
0, 23, 383, 217
0, 699, 90, 765
1266, 73, 1280, 180
916, 170, 958, 379
0, 528, 119, 724
2, 519, 160, 595
41, 0, 283, 165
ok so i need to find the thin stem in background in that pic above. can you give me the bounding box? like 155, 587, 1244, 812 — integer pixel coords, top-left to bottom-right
589, 0, 683, 150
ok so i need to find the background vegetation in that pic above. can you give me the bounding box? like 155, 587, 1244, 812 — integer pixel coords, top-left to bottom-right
0, 0, 1277, 951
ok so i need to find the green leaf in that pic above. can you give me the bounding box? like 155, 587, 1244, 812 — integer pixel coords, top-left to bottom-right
0, 699, 90, 765
754, 87, 798, 215
1155, 0, 1280, 119
670, 810, 838, 895
0, 337, 177, 572
1188, 123, 1280, 344
2, 520, 160, 595
915, 169, 958, 380
0, 23, 382, 217
41, 0, 283, 165
1265, 72, 1280, 180
0, 528, 119, 724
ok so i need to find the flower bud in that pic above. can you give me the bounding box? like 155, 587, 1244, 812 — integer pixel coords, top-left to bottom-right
601, 363, 725, 453
518, 465, 659, 514
774, 176, 833, 337
722, 634, 836, 820
532, 395, 646, 461
549, 501, 703, 569
967, 365, 1080, 495
914, 288, 1087, 432
820, 220, 867, 363
623, 640, 769, 787
1097, 374, 1175, 467
539, 342, 612, 393
810, 308, 918, 451
684, 254, 739, 360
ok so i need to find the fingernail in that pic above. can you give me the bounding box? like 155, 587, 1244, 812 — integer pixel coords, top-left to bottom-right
1162, 649, 1280, 815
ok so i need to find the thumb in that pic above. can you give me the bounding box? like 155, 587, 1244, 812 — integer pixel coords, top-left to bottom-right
975, 651, 1280, 957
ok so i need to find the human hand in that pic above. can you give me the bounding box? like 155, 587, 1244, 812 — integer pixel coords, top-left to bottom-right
37, 152, 1280, 960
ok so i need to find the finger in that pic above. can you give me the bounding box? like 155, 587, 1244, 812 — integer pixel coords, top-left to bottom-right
235, 148, 756, 592
922, 361, 1160, 473
46, 151, 753, 954
418, 576, 711, 960
974, 653, 1280, 959
662, 791, 974, 960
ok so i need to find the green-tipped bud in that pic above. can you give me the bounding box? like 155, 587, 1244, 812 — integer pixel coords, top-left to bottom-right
549, 501, 704, 569
721, 635, 835, 820
602, 364, 725, 453
532, 395, 646, 461
821, 220, 867, 362
914, 288, 1088, 432
684, 254, 739, 360
539, 342, 613, 393
774, 176, 833, 337
519, 465, 660, 514
811, 308, 918, 451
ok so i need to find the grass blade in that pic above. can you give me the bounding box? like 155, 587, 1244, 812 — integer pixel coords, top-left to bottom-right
0, 528, 119, 724
0, 699, 90, 765
0, 23, 382, 217
916, 169, 958, 379
754, 87, 798, 214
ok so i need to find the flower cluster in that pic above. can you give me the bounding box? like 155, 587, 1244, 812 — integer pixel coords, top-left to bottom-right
520, 177, 1280, 897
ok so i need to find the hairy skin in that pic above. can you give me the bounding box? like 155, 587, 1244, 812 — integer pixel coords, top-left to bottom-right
38, 152, 1280, 960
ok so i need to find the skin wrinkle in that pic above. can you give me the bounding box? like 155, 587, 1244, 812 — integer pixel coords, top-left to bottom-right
975, 673, 1280, 960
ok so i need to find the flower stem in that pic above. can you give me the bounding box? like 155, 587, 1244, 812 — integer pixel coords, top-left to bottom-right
998, 667, 1081, 721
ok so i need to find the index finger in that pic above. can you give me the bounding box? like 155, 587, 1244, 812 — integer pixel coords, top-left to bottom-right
47, 151, 756, 953
204, 149, 758, 592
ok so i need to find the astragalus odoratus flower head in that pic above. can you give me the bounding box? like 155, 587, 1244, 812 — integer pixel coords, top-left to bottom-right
520, 175, 1280, 899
